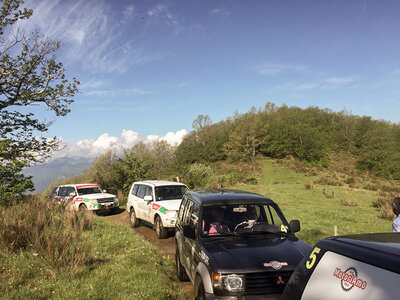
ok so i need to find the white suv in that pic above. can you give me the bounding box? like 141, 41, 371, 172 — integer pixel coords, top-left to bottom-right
126, 180, 188, 239
53, 184, 119, 213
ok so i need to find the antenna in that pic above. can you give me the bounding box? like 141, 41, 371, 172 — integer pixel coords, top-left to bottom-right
221, 184, 224, 193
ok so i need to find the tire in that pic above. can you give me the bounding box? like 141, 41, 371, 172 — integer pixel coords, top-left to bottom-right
79, 204, 87, 211
129, 208, 140, 228
155, 216, 168, 239
195, 282, 206, 300
175, 251, 189, 281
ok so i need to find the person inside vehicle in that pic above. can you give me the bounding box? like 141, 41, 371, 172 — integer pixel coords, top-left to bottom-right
392, 197, 400, 232
208, 207, 230, 235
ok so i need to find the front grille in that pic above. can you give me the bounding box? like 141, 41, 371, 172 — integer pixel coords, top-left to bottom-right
97, 197, 115, 203
245, 271, 293, 295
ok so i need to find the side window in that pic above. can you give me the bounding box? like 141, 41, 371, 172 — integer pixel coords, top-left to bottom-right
182, 201, 193, 225
190, 203, 200, 236
67, 187, 76, 196
265, 205, 284, 227
145, 186, 152, 197
132, 184, 139, 195
137, 185, 146, 199
178, 197, 188, 221
58, 187, 68, 197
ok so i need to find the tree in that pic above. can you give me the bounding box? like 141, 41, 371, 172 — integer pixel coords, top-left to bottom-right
224, 110, 266, 166
0, 0, 79, 201
192, 114, 212, 131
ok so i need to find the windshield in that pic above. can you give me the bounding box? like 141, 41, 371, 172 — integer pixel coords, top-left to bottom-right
201, 203, 287, 236
155, 185, 187, 201
77, 187, 103, 195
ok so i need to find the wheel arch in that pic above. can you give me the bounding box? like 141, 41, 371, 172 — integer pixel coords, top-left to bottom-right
194, 262, 213, 295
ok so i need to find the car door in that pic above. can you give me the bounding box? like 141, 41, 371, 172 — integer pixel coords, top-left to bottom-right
128, 183, 139, 209
137, 185, 153, 221
182, 200, 200, 280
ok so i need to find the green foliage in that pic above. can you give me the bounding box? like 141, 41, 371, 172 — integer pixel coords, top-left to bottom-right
175, 102, 400, 180
224, 109, 266, 164
0, 0, 79, 199
186, 163, 212, 189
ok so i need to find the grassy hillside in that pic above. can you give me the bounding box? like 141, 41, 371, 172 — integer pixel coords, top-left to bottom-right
234, 159, 393, 246
0, 216, 184, 300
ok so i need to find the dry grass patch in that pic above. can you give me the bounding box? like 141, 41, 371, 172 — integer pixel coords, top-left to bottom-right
340, 198, 359, 207
0, 197, 92, 275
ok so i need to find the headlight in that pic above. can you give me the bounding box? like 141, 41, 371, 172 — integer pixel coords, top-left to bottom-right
223, 274, 245, 292
212, 273, 245, 292
165, 210, 177, 218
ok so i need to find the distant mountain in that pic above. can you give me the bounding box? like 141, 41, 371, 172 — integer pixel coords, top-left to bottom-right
23, 157, 94, 193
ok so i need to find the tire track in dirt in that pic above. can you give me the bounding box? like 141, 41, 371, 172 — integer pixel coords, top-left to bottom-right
106, 209, 192, 299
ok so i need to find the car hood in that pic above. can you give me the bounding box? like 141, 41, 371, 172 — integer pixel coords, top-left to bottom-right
202, 236, 309, 273
79, 193, 116, 199
154, 199, 181, 211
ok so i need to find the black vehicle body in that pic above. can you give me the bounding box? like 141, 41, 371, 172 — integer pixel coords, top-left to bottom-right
281, 233, 400, 300
175, 189, 311, 300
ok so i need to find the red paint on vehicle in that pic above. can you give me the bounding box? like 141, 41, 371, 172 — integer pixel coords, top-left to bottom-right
76, 184, 99, 189
152, 203, 160, 210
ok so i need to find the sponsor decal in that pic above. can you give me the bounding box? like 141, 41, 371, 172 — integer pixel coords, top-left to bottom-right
83, 198, 89, 203
333, 267, 367, 292
74, 197, 83, 202
200, 250, 209, 265
151, 203, 168, 214
76, 184, 99, 189
263, 261, 288, 270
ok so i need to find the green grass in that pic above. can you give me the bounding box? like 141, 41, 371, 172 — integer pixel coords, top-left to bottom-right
234, 159, 392, 246
0, 217, 184, 300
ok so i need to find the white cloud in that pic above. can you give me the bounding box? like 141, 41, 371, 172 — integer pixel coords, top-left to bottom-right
324, 77, 357, 85
53, 129, 188, 159
210, 8, 231, 16
161, 129, 187, 146
82, 87, 153, 97
255, 63, 308, 76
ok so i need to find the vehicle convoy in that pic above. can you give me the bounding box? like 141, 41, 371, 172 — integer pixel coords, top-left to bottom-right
126, 180, 188, 239
51, 184, 119, 212
174, 188, 311, 300
281, 232, 400, 300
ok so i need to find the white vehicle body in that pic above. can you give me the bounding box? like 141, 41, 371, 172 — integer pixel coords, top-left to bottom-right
54, 184, 119, 212
126, 180, 188, 238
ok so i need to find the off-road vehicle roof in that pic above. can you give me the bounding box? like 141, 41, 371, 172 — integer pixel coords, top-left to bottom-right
312, 233, 400, 272
133, 180, 186, 187
186, 188, 275, 206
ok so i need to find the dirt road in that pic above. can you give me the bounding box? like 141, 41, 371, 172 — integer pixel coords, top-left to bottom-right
106, 209, 192, 299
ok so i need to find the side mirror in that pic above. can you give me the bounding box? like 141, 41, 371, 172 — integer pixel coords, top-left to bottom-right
183, 224, 196, 239
69, 192, 76, 197
144, 195, 153, 202
103, 189, 107, 193
289, 220, 300, 233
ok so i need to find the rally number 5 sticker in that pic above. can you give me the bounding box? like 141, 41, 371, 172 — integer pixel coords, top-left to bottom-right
305, 247, 321, 269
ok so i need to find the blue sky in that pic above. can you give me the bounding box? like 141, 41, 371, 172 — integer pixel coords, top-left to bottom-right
16, 0, 400, 158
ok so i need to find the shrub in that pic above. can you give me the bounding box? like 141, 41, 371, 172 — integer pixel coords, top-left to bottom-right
322, 188, 335, 198
372, 197, 396, 220
340, 199, 359, 206
0, 197, 92, 275
186, 163, 212, 189
304, 181, 314, 190
246, 177, 258, 185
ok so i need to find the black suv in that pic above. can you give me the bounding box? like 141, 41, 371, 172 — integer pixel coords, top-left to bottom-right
174, 189, 311, 300
281, 233, 400, 300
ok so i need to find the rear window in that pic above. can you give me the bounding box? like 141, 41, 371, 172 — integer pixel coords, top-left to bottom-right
77, 187, 102, 195
155, 185, 187, 201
